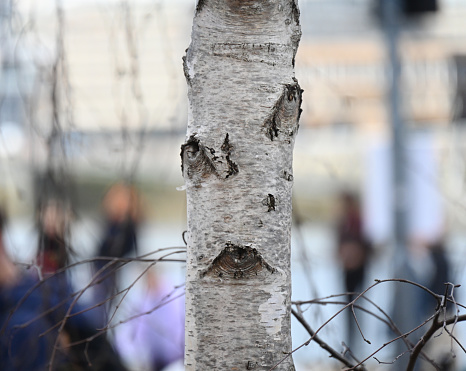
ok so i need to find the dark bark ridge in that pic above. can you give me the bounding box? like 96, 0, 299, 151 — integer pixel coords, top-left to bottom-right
182, 54, 192, 86
221, 133, 239, 178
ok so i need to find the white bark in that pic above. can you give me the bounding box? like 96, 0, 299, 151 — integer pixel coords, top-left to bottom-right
181, 1, 302, 370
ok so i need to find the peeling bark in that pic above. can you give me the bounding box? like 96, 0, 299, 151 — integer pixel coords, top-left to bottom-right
182, 0, 301, 369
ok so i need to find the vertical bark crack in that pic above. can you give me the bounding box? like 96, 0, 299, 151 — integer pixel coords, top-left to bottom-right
221, 133, 239, 178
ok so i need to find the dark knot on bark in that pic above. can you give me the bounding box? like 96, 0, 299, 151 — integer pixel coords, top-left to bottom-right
201, 242, 274, 280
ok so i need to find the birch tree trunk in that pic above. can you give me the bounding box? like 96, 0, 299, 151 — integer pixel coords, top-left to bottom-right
181, 1, 302, 369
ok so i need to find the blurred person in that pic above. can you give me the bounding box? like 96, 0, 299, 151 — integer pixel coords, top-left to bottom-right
335, 191, 372, 348
36, 198, 73, 275
0, 206, 71, 370
400, 236, 454, 371
98, 182, 140, 259
427, 239, 451, 299
94, 182, 141, 304
336, 192, 372, 299
408, 236, 452, 319
0, 205, 128, 370
425, 240, 455, 371
115, 268, 185, 371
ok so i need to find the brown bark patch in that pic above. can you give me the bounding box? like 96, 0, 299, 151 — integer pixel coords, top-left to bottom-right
201, 243, 274, 279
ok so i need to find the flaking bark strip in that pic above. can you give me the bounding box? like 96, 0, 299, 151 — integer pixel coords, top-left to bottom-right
291, 0, 300, 26
221, 133, 239, 178
201, 243, 275, 279
182, 54, 192, 86
263, 82, 303, 141
181, 135, 218, 181
290, 2, 302, 66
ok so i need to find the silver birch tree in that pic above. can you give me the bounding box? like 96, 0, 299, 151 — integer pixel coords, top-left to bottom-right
181, 0, 302, 369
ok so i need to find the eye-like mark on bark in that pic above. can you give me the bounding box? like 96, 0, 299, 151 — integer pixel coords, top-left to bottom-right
221, 133, 239, 178
201, 242, 274, 279
181, 135, 218, 182
262, 194, 276, 212
263, 81, 303, 141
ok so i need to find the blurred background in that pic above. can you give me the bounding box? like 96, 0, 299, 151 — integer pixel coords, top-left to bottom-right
1, 0, 466, 370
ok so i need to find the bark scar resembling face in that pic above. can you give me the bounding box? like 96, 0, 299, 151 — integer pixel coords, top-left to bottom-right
201, 242, 274, 279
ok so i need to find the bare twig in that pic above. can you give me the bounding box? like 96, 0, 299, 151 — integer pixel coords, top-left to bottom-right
291, 308, 366, 371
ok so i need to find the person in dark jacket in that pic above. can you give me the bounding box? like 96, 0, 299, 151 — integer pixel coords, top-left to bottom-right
94, 183, 140, 309
336, 192, 372, 300
335, 192, 372, 349
0, 207, 128, 371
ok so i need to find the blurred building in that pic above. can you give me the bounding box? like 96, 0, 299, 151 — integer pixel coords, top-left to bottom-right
6, 0, 466, 134
296, 0, 466, 131
1, 0, 466, 225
